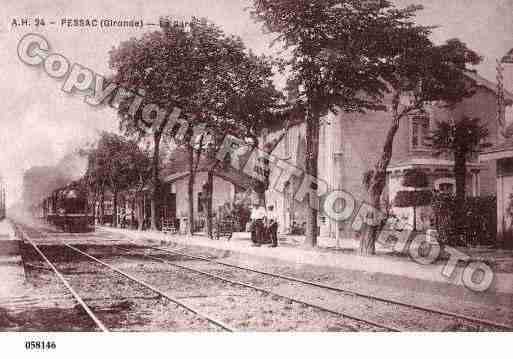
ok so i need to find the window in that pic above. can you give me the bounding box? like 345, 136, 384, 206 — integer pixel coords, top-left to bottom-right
411, 114, 430, 150
320, 122, 326, 146
284, 130, 290, 157
434, 178, 456, 194
262, 128, 269, 145
439, 183, 454, 194
198, 192, 204, 213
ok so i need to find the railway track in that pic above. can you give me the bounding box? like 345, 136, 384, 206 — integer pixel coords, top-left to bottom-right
113, 246, 399, 331
14, 223, 233, 332
14, 222, 513, 331
17, 224, 397, 331
15, 225, 109, 332
118, 238, 513, 331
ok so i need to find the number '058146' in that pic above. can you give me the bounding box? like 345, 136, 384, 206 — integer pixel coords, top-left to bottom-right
25, 341, 56, 350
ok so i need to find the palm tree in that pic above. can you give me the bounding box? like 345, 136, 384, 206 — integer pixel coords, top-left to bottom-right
428, 117, 491, 233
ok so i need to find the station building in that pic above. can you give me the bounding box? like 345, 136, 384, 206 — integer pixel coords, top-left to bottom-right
0, 175, 5, 220
158, 149, 237, 233
100, 71, 512, 244
262, 72, 512, 242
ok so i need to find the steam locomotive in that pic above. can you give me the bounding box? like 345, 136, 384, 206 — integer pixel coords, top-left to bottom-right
39, 181, 94, 232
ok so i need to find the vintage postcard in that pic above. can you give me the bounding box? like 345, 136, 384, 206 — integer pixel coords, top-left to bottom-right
0, 0, 512, 357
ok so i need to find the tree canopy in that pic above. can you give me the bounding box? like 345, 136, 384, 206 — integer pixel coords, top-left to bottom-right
428, 116, 491, 232
428, 117, 491, 159
251, 0, 438, 247
110, 17, 284, 143
251, 0, 435, 114
84, 132, 151, 198
109, 17, 285, 231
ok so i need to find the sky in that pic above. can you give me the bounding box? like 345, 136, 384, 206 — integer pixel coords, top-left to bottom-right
1, 0, 513, 207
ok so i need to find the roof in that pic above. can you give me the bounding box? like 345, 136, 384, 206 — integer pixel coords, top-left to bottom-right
163, 171, 189, 183
160, 148, 215, 182
501, 48, 513, 64
463, 71, 513, 105
267, 71, 513, 136
480, 137, 513, 161
388, 157, 484, 172
161, 147, 261, 189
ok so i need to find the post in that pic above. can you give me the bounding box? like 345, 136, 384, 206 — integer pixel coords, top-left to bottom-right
497, 165, 505, 245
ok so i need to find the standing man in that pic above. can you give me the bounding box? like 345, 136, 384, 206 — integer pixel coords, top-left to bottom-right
267, 205, 279, 248
250, 202, 266, 247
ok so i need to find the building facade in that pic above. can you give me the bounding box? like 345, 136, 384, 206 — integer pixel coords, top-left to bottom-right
162, 171, 236, 233
0, 175, 5, 220
264, 72, 511, 240
480, 139, 513, 246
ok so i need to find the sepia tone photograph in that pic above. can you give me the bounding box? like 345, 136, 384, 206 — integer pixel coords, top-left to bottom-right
1, 1, 513, 352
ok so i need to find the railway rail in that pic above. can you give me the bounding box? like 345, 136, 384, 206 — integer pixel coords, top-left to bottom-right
120, 238, 513, 331
114, 246, 399, 331
64, 231, 396, 331
13, 223, 234, 332
17, 223, 397, 331
13, 222, 513, 331
15, 224, 109, 332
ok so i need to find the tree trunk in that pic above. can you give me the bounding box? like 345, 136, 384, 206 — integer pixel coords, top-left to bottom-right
112, 190, 118, 228
151, 133, 162, 231
454, 152, 466, 209
413, 205, 417, 232
358, 190, 382, 256
187, 145, 195, 236
99, 191, 105, 225
138, 194, 144, 231
93, 195, 99, 226
454, 151, 467, 236
131, 195, 136, 229
305, 107, 320, 247
360, 114, 401, 256
84, 193, 90, 231
122, 195, 127, 228
206, 170, 214, 238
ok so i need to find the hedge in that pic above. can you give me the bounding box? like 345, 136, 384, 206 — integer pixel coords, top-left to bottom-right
394, 190, 432, 208
402, 168, 429, 188
431, 192, 496, 246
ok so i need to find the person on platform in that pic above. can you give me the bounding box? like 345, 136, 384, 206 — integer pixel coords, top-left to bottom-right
250, 203, 266, 247
267, 205, 279, 247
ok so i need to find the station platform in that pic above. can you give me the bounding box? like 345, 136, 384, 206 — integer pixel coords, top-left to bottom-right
100, 226, 513, 295
0, 219, 19, 256
0, 219, 26, 298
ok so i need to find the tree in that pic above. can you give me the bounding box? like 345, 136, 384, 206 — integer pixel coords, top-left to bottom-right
82, 148, 107, 224
251, 0, 438, 248
125, 142, 152, 230
83, 132, 151, 227
394, 169, 432, 231
191, 30, 286, 236
251, 0, 483, 253
111, 18, 284, 234
109, 20, 211, 231
428, 117, 491, 235
360, 39, 482, 255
